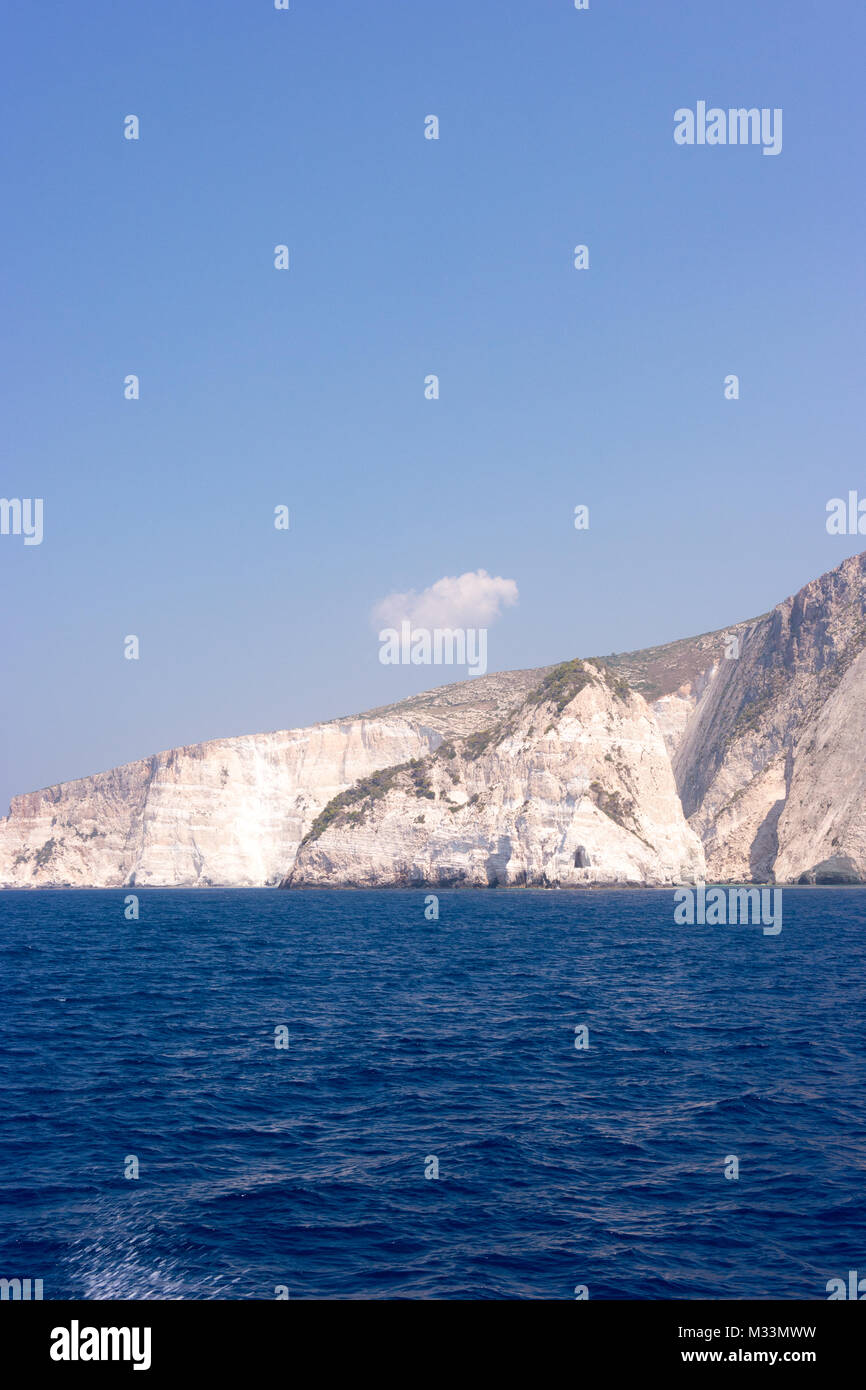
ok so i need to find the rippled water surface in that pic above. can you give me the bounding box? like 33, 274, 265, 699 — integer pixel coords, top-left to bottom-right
0, 887, 863, 1299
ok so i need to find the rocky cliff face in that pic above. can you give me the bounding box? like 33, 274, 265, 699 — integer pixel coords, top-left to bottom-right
0, 720, 443, 888
670, 552, 866, 883
286, 661, 705, 889
2, 554, 865, 888
602, 551, 866, 883
0, 670, 542, 889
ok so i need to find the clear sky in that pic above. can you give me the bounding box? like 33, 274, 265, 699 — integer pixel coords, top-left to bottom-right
2, 0, 865, 811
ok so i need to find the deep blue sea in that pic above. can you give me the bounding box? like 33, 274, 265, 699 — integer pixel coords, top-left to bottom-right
0, 887, 864, 1300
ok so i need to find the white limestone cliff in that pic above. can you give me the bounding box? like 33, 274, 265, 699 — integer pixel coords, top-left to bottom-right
0, 669, 542, 889
670, 553, 866, 883
0, 719, 443, 888
3, 554, 866, 889
286, 662, 705, 888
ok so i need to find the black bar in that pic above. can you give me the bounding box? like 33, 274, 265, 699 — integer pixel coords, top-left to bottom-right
2, 1299, 860, 1378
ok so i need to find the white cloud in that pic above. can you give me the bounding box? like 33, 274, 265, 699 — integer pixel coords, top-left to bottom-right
373, 569, 518, 631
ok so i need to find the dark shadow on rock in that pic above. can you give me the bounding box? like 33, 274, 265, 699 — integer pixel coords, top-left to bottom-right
485, 837, 512, 885
749, 797, 785, 881
797, 854, 861, 885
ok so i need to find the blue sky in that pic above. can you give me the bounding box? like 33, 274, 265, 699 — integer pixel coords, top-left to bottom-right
2, 0, 865, 809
